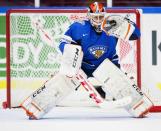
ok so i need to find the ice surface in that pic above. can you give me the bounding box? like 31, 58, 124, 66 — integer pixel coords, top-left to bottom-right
0, 107, 161, 131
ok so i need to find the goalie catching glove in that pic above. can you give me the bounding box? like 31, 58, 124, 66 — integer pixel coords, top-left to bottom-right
101, 15, 135, 41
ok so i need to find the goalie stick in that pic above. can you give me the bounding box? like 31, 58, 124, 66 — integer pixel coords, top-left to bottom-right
76, 70, 132, 109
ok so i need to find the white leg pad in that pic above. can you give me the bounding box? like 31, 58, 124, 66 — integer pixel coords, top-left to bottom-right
93, 59, 154, 117
20, 73, 80, 119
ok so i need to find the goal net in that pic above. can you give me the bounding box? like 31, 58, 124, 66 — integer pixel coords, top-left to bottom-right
5, 9, 141, 108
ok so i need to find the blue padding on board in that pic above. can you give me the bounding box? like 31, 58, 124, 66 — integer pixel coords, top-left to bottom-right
1, 6, 161, 14
141, 7, 161, 13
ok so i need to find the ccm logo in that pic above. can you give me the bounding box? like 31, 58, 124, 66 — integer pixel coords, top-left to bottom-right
72, 48, 80, 68
132, 84, 143, 96
33, 86, 46, 98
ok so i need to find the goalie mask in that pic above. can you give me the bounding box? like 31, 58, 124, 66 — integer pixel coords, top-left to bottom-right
88, 2, 105, 33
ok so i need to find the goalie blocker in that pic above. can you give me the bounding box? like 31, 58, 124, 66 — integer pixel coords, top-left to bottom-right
93, 59, 154, 117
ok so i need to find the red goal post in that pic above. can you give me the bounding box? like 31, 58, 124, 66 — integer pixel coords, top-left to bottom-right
4, 9, 143, 110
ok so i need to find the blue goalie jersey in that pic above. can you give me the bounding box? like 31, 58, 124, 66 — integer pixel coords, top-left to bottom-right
59, 20, 140, 77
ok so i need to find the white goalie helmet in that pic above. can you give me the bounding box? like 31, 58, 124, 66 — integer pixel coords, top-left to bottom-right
88, 2, 106, 33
